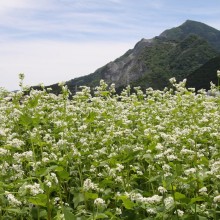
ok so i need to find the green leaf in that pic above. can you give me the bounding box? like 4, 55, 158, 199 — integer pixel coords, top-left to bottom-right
36, 165, 58, 176
174, 192, 186, 200
57, 170, 69, 180
118, 196, 135, 210
104, 211, 113, 217
5, 208, 24, 214
100, 91, 109, 97
54, 166, 64, 172
73, 193, 85, 208
198, 216, 208, 220
190, 197, 204, 204
31, 206, 39, 219
85, 192, 98, 200
63, 207, 76, 220
29, 98, 39, 108
100, 179, 114, 188
95, 213, 109, 219
19, 114, 32, 126
200, 156, 209, 166
35, 167, 48, 176
86, 112, 96, 123
28, 194, 47, 207
39, 210, 47, 218
148, 175, 161, 183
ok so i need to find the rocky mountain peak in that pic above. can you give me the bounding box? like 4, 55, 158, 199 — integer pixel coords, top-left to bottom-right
160, 20, 220, 51
39, 20, 220, 94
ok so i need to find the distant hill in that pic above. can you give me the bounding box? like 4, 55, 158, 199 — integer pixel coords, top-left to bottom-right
186, 56, 220, 91
39, 20, 220, 94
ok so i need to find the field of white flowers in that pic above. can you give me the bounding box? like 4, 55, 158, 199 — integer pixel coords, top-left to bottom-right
0, 74, 220, 219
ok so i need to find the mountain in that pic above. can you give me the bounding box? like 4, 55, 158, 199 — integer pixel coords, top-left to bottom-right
42, 20, 220, 94
160, 20, 220, 51
127, 34, 219, 90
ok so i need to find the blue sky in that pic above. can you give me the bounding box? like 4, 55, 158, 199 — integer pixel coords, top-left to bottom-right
0, 0, 220, 90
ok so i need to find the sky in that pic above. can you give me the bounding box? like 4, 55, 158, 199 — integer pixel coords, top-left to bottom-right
0, 0, 220, 91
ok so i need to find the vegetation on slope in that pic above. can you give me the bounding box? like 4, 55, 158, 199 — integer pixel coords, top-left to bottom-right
160, 20, 220, 51
186, 56, 220, 90
129, 35, 219, 90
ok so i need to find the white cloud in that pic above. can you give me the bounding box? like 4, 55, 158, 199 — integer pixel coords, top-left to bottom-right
0, 0, 136, 41
0, 0, 30, 9
0, 0, 219, 91
0, 40, 135, 91
0, 0, 57, 9
0, 0, 219, 43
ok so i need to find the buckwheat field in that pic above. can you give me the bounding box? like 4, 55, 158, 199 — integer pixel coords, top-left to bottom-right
0, 74, 220, 219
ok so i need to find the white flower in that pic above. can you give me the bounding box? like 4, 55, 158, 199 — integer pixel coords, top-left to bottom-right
180, 148, 195, 155
83, 179, 98, 191
115, 176, 123, 183
58, 81, 65, 86
19, 73, 25, 80
50, 173, 59, 184
5, 192, 22, 207
13, 151, 33, 161
42, 157, 50, 163
162, 164, 171, 172
199, 187, 207, 195
175, 209, 184, 217
137, 170, 143, 175
158, 186, 167, 194
45, 180, 52, 187
217, 70, 220, 78
213, 195, 220, 203
184, 168, 197, 176
0, 162, 9, 174
143, 195, 162, 204
164, 172, 172, 177
155, 143, 164, 151
164, 196, 174, 209
155, 153, 164, 159
0, 148, 8, 156
167, 154, 177, 161
210, 161, 220, 175
169, 77, 176, 84
22, 183, 44, 196
53, 197, 60, 205
7, 138, 24, 148
116, 163, 124, 172
130, 192, 143, 202
94, 198, 105, 206
146, 208, 156, 214
115, 207, 122, 215
0, 129, 6, 136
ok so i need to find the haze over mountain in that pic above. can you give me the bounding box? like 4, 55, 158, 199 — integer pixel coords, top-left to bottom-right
44, 20, 220, 94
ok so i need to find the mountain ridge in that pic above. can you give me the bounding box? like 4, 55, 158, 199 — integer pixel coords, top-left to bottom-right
160, 20, 220, 51
39, 20, 220, 94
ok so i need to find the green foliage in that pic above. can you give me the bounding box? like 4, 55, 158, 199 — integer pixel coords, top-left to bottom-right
132, 35, 218, 91
186, 56, 220, 91
0, 79, 220, 219
160, 20, 220, 51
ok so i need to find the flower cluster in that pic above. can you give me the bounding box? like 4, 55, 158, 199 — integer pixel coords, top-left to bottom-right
0, 78, 220, 219
19, 183, 44, 196
94, 198, 105, 207
5, 192, 22, 207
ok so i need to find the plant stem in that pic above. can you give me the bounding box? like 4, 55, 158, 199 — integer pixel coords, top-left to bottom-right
171, 183, 179, 220
47, 189, 51, 220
